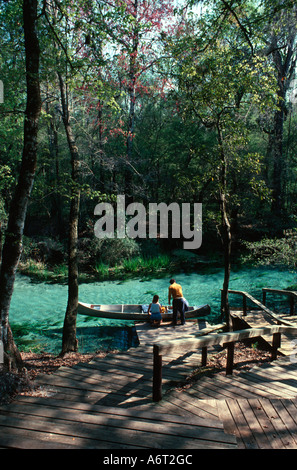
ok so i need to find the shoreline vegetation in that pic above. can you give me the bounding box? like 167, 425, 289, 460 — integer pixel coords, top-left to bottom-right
17, 231, 297, 290
18, 245, 221, 284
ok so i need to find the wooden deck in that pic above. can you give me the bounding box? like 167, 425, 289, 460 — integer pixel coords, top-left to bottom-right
0, 321, 237, 450
1, 309, 297, 449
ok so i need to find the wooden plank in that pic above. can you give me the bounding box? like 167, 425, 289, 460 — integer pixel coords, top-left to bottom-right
204, 375, 260, 399
184, 380, 221, 400
98, 353, 199, 378
0, 425, 135, 449
15, 395, 213, 424
51, 368, 153, 392
90, 356, 185, 382
252, 363, 297, 388
281, 399, 297, 429
36, 374, 150, 397
255, 362, 297, 381
190, 377, 244, 400
236, 399, 273, 449
258, 398, 297, 449
80, 361, 158, 380
164, 392, 221, 421
236, 366, 297, 398
241, 368, 297, 397
191, 372, 280, 400
248, 399, 285, 449
0, 415, 150, 449
156, 325, 297, 355
270, 399, 297, 446
0, 405, 237, 449
3, 398, 224, 432
225, 399, 259, 449
216, 400, 243, 449
218, 374, 278, 399
31, 385, 117, 402
0, 432, 81, 449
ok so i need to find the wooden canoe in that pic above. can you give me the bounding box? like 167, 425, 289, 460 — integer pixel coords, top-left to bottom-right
77, 302, 211, 321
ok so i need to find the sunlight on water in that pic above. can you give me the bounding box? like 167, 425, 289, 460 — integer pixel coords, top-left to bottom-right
9, 266, 296, 354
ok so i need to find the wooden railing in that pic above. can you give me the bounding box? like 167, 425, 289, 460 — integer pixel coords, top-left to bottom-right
152, 324, 297, 401
262, 288, 297, 315
227, 290, 296, 327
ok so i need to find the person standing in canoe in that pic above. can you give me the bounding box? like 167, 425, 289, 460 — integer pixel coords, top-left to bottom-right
148, 294, 162, 327
168, 278, 188, 326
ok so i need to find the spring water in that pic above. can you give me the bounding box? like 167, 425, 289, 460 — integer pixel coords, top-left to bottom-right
9, 265, 296, 354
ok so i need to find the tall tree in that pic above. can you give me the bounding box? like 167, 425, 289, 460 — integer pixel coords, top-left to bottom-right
0, 0, 41, 369
43, 0, 83, 353
59, 71, 81, 354
172, 4, 277, 328
264, 6, 297, 217
88, 0, 176, 200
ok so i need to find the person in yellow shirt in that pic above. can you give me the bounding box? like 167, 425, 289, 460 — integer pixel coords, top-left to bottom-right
168, 278, 187, 326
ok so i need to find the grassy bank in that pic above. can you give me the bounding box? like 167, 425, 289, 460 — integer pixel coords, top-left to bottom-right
94, 254, 172, 279
19, 254, 176, 283
18, 250, 215, 284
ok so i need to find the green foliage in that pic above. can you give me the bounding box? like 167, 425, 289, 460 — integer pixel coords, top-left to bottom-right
241, 232, 297, 268
92, 236, 141, 267
0, 165, 14, 223
94, 254, 171, 279
0, 0, 296, 280
122, 254, 171, 272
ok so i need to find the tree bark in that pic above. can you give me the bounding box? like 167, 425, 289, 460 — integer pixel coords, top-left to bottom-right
217, 125, 232, 331
58, 72, 81, 354
0, 0, 41, 369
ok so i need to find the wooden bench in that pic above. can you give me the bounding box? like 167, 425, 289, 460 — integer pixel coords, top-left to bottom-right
152, 325, 297, 401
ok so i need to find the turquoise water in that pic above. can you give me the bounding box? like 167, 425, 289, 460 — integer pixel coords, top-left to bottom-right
9, 265, 297, 354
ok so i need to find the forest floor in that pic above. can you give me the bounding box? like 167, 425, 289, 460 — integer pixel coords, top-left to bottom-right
174, 342, 272, 391
0, 343, 273, 404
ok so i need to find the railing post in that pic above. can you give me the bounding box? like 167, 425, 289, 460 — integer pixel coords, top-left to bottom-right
153, 344, 162, 402
220, 289, 224, 320
224, 341, 235, 375
290, 295, 294, 315
262, 290, 266, 306
201, 346, 207, 367
242, 294, 247, 316
272, 332, 281, 361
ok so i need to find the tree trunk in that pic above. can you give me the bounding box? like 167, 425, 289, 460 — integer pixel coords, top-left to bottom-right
220, 190, 232, 331
125, 0, 139, 203
0, 0, 41, 370
217, 126, 232, 331
58, 72, 81, 354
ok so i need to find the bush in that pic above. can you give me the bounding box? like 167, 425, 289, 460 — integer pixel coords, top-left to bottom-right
21, 236, 65, 265
241, 232, 297, 268
90, 236, 141, 267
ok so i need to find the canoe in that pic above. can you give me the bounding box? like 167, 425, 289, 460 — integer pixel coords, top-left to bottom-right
77, 302, 211, 321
